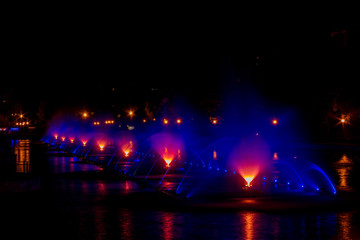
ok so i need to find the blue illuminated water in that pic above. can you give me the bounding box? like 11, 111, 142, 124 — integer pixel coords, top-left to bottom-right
2, 141, 360, 239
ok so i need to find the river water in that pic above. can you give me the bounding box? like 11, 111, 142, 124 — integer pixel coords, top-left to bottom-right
1, 139, 360, 239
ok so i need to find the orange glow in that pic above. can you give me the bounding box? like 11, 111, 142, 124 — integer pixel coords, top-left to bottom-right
212, 119, 217, 124
69, 137, 74, 143
162, 147, 174, 167
143, 119, 147, 123
164, 158, 172, 167
61, 137, 66, 142
213, 150, 217, 160
341, 118, 345, 123
273, 152, 279, 160
243, 175, 255, 187
83, 112, 88, 118
163, 119, 169, 125
176, 119, 181, 124
82, 140, 88, 146
93, 121, 100, 125
272, 119, 278, 125
242, 212, 256, 240
98, 143, 105, 151
121, 141, 133, 157
54, 134, 58, 140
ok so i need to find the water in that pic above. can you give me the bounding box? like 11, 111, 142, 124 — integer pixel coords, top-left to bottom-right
2, 140, 360, 239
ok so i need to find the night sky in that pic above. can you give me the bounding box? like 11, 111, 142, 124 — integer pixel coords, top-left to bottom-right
2, 11, 359, 135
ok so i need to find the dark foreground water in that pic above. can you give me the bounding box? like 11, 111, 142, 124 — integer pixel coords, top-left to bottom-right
1, 140, 360, 239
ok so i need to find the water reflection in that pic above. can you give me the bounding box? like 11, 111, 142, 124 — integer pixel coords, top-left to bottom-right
14, 139, 31, 173
334, 154, 354, 191
237, 212, 280, 239
40, 150, 360, 239
337, 211, 353, 240
119, 208, 133, 239
51, 155, 101, 174
242, 211, 255, 240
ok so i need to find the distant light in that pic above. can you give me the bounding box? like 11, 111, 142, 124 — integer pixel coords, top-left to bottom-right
61, 137, 66, 142
341, 118, 345, 123
69, 138, 74, 143
99, 144, 105, 151
210, 117, 219, 125
274, 179, 278, 183
272, 119, 278, 125
176, 118, 182, 124
163, 119, 169, 125
316, 187, 320, 191
83, 112, 88, 118
143, 119, 147, 123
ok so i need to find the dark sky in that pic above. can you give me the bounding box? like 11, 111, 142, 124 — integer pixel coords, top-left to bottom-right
2, 11, 359, 119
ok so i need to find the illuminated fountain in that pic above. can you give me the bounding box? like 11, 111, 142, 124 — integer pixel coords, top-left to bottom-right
229, 136, 270, 189
173, 133, 337, 199
42, 109, 338, 207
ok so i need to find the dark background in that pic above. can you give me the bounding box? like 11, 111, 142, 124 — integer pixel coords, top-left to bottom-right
1, 9, 360, 141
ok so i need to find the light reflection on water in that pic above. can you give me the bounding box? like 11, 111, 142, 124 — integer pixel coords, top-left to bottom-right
334, 154, 355, 191
14, 139, 31, 173
337, 211, 353, 240
45, 154, 360, 239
